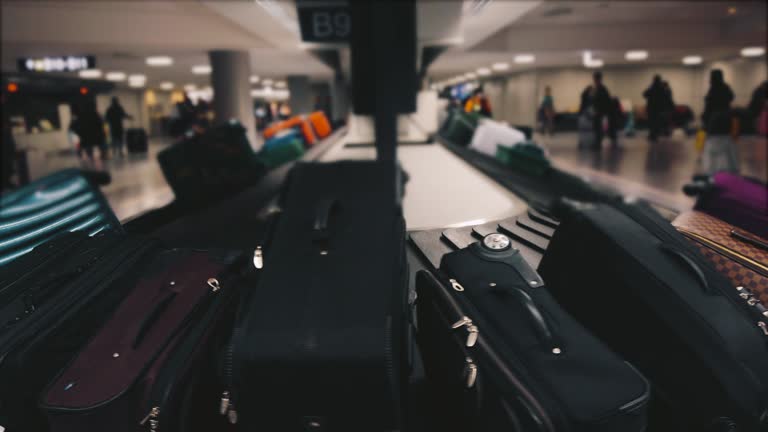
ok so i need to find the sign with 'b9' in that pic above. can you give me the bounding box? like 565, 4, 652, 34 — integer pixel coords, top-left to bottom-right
297, 3, 350, 43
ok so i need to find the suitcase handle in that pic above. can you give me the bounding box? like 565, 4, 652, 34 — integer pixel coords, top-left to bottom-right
659, 244, 712, 294
133, 291, 177, 349
312, 198, 339, 244
505, 286, 562, 354
730, 230, 768, 252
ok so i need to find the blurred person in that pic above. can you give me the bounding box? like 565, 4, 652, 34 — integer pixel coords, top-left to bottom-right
105, 97, 132, 157
702, 69, 734, 135
580, 71, 615, 148
464, 86, 492, 117
748, 80, 767, 134
539, 86, 556, 135
70, 101, 106, 162
643, 75, 666, 141
2, 92, 17, 190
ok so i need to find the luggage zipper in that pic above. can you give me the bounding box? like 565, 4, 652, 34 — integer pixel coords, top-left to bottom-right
426, 272, 558, 432
253, 246, 263, 269
219, 344, 238, 424
139, 276, 228, 431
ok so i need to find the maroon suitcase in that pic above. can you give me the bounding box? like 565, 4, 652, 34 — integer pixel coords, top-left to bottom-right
41, 249, 242, 432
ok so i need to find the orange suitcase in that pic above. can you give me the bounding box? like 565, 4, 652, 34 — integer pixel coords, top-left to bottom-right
308, 111, 332, 139
263, 116, 317, 146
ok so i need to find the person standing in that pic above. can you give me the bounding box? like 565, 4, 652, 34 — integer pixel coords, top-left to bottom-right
702, 69, 734, 134
70, 101, 106, 162
643, 75, 666, 141
105, 97, 132, 157
580, 71, 615, 148
539, 86, 556, 135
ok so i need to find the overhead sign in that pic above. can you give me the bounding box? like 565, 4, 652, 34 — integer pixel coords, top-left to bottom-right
18, 56, 96, 73
297, 2, 350, 43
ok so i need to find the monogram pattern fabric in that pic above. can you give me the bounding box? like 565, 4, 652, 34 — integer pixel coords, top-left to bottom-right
692, 243, 768, 305
673, 211, 768, 264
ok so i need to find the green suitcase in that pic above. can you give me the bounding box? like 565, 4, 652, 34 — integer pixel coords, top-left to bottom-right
440, 110, 481, 147
256, 137, 305, 169
495, 141, 551, 177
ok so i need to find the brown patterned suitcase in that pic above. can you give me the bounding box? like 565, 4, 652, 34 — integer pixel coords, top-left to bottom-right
672, 211, 768, 320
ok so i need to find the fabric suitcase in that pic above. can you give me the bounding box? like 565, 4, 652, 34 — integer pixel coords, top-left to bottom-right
0, 232, 158, 431
673, 210, 768, 309
308, 111, 332, 139
538, 202, 768, 431
416, 232, 650, 431
0, 168, 122, 266
227, 161, 408, 430
440, 110, 480, 147
690, 172, 768, 239
42, 249, 241, 432
264, 128, 303, 150
255, 136, 305, 169
263, 116, 317, 146
126, 128, 149, 153
495, 141, 551, 177
468, 119, 526, 157
158, 121, 267, 204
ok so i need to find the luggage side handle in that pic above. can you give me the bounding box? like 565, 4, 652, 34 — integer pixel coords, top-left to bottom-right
312, 199, 339, 251
659, 244, 712, 294
505, 286, 563, 355
132, 291, 177, 349
730, 230, 768, 252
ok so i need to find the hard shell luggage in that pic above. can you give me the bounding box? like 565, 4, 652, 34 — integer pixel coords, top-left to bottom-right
226, 161, 409, 430
308, 111, 332, 139
415, 232, 650, 432
538, 202, 768, 431
158, 121, 266, 204
255, 136, 305, 169
673, 210, 768, 308
0, 168, 122, 266
468, 119, 526, 157
0, 232, 158, 432
686, 172, 768, 239
440, 110, 480, 147
42, 249, 242, 432
126, 128, 149, 153
263, 116, 317, 146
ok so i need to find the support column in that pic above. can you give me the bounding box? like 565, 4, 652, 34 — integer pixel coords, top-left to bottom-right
287, 75, 313, 115
209, 50, 257, 148
331, 73, 349, 123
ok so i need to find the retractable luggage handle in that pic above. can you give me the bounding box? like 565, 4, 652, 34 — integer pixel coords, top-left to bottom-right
658, 244, 712, 294
312, 199, 340, 253
730, 230, 768, 252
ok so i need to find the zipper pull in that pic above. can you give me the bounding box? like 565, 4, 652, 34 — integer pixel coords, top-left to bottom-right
449, 278, 464, 292
227, 402, 239, 424
464, 357, 478, 388
139, 406, 160, 430
207, 278, 221, 292
253, 246, 264, 269
219, 391, 230, 415
759, 322, 768, 336
452, 317, 480, 347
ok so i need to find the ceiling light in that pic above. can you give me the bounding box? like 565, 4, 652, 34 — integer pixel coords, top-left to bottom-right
262, 78, 274, 86
585, 59, 604, 68
682, 56, 702, 65
250, 75, 260, 84
146, 56, 173, 66
476, 67, 491, 76
105, 72, 126, 82
275, 81, 287, 88
465, 72, 477, 79
492, 62, 510, 71
191, 65, 211, 75
741, 47, 765, 57
78, 69, 102, 79
128, 80, 145, 88
513, 54, 535, 64
625, 50, 648, 61
128, 74, 146, 82
727, 6, 737, 15
184, 84, 197, 92
159, 81, 174, 91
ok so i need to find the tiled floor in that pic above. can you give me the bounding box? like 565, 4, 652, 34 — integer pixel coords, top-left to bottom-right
18, 130, 767, 224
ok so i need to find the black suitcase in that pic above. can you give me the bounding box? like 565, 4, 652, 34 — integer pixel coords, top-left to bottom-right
224, 161, 409, 430
126, 128, 148, 153
538, 202, 768, 431
0, 231, 159, 431
415, 232, 650, 432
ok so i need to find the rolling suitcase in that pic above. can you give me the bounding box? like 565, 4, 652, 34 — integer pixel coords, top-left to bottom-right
263, 116, 317, 146
225, 161, 409, 430
0, 232, 159, 432
308, 111, 333, 139
263, 128, 303, 150
0, 168, 122, 266
538, 202, 768, 431
256, 136, 305, 169
685, 172, 768, 239
126, 128, 149, 153
673, 210, 768, 308
42, 249, 242, 432
416, 232, 650, 431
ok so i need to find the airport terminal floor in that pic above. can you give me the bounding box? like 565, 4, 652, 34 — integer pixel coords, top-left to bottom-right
2, 1, 768, 431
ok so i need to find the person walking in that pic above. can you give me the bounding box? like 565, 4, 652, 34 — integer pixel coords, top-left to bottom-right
539, 86, 556, 135
643, 75, 666, 141
701, 69, 738, 174
580, 71, 615, 148
70, 101, 106, 162
105, 97, 132, 157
